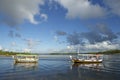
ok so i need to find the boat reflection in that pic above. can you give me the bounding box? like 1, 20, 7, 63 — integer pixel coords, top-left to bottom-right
72, 63, 104, 71
70, 63, 105, 80
14, 63, 38, 70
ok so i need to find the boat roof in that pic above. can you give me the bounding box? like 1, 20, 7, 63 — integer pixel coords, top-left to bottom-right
78, 53, 103, 56
16, 54, 38, 56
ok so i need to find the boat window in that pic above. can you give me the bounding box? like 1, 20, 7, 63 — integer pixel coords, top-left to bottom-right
84, 56, 87, 59
17, 56, 26, 58
98, 56, 103, 59
26, 56, 36, 58
78, 56, 82, 59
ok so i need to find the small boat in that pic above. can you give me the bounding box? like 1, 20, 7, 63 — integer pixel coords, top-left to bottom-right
13, 54, 39, 63
70, 54, 103, 63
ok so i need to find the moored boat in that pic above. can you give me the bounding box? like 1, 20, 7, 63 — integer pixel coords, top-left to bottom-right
70, 54, 103, 63
13, 54, 39, 63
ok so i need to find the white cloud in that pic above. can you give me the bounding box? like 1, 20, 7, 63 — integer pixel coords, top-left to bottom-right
104, 0, 120, 16
0, 45, 2, 50
4, 49, 9, 52
79, 41, 119, 52
54, 35, 58, 42
67, 45, 74, 50
24, 38, 40, 49
67, 41, 119, 53
84, 41, 118, 50
11, 42, 16, 46
40, 14, 48, 22
67, 45, 71, 49
0, 0, 46, 26
23, 48, 31, 53
55, 0, 106, 19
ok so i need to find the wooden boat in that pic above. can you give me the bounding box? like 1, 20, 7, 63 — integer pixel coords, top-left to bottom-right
70, 54, 103, 63
13, 54, 39, 63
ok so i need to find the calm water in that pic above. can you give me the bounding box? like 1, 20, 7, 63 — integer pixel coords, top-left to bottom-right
0, 54, 120, 80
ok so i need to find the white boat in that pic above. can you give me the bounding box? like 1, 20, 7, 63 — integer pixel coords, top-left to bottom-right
70, 54, 103, 63
13, 54, 39, 63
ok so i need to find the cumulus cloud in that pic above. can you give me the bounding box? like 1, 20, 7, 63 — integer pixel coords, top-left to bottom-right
11, 42, 16, 46
24, 38, 40, 49
82, 41, 119, 51
67, 24, 118, 45
23, 48, 31, 53
55, 0, 106, 19
15, 33, 21, 38
50, 0, 120, 19
67, 45, 75, 50
8, 30, 14, 38
4, 48, 9, 52
66, 23, 119, 52
54, 30, 67, 44
104, 0, 120, 16
8, 30, 21, 38
54, 35, 59, 42
77, 41, 120, 53
66, 41, 120, 53
56, 30, 67, 36
0, 0, 46, 26
81, 23, 117, 44
67, 32, 81, 45
117, 32, 120, 36
0, 45, 2, 50
40, 13, 48, 22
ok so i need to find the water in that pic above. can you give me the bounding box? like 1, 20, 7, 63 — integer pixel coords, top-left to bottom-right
0, 54, 120, 80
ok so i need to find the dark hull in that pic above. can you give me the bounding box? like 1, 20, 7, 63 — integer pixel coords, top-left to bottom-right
72, 59, 102, 63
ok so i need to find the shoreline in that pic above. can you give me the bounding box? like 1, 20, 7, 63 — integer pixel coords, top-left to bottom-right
1, 49, 120, 56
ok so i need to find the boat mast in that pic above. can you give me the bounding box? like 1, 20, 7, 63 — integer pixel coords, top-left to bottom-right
77, 45, 80, 55
76, 45, 80, 59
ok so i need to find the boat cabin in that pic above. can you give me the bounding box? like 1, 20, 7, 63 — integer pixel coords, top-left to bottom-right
13, 54, 39, 63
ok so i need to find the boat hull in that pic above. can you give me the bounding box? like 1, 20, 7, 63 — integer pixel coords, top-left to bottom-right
14, 59, 38, 63
72, 59, 102, 63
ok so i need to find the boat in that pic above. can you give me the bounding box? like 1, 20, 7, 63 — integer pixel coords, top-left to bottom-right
13, 54, 39, 63
70, 54, 103, 63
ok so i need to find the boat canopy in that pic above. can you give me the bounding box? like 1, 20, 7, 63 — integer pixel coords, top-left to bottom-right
14, 54, 39, 58
16, 54, 38, 56
78, 54, 103, 57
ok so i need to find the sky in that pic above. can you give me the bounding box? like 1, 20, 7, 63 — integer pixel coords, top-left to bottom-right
0, 0, 120, 53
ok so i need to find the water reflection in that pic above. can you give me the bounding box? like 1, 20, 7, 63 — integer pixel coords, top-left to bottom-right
70, 62, 120, 80
14, 63, 38, 70
72, 63, 104, 71
0, 55, 120, 80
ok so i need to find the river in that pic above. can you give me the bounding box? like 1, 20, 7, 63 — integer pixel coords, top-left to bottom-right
0, 54, 120, 80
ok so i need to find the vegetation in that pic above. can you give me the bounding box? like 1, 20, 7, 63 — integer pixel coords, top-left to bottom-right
1, 49, 120, 56
50, 52, 78, 55
94, 49, 120, 54
0, 50, 35, 56
50, 49, 120, 55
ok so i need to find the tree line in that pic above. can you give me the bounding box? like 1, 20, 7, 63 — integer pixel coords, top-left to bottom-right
0, 50, 32, 56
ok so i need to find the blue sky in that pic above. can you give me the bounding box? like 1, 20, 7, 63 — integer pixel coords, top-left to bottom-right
0, 0, 120, 53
